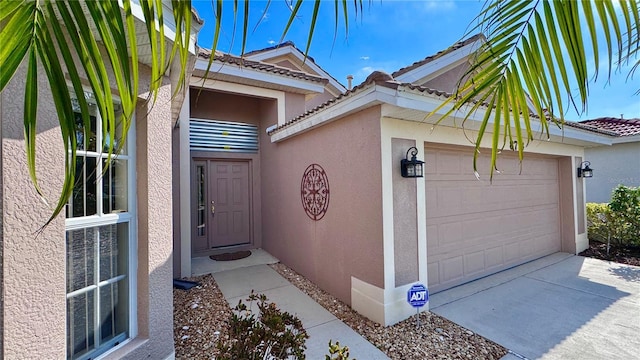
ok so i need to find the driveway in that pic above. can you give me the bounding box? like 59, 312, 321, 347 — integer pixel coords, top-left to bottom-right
430, 253, 640, 360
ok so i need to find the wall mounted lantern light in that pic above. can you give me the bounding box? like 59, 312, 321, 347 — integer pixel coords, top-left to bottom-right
577, 161, 593, 178
401, 146, 425, 178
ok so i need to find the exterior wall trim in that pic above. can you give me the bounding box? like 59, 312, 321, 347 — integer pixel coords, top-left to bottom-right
271, 85, 397, 142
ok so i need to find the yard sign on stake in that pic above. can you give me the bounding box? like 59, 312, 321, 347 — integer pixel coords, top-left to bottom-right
407, 283, 428, 327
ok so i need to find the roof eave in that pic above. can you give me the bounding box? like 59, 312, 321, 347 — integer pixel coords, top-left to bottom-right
270, 83, 615, 146
193, 58, 326, 94
612, 134, 640, 144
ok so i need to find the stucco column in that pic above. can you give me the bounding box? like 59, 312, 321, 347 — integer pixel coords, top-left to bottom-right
122, 73, 175, 359
1, 62, 67, 358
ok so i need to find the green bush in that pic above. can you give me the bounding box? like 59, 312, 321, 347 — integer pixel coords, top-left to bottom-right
326, 340, 354, 360
216, 291, 308, 360
609, 185, 640, 245
587, 185, 640, 247
586, 203, 612, 243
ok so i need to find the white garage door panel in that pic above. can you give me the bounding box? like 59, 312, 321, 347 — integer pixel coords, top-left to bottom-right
426, 145, 562, 293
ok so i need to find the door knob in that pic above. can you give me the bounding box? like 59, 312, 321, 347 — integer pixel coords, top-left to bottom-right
211, 200, 215, 214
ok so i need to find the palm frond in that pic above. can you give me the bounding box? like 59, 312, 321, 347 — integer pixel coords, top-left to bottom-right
0, 0, 194, 228
433, 0, 639, 180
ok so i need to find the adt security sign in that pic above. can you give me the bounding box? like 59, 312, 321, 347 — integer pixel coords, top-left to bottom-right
407, 284, 428, 308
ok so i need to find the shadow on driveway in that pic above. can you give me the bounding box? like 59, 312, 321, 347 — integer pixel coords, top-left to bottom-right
430, 253, 640, 360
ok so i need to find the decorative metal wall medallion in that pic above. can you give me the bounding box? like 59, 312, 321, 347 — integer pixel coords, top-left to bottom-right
301, 164, 330, 220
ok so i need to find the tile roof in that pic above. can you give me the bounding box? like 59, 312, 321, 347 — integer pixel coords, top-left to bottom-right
267, 71, 452, 135
578, 117, 640, 137
244, 41, 347, 91
392, 33, 485, 78
197, 48, 328, 84
266, 70, 619, 139
243, 41, 317, 63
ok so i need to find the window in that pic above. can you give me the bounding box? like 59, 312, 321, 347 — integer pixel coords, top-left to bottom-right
65, 96, 136, 360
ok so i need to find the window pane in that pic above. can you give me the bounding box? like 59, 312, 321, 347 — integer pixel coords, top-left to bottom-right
86, 157, 98, 216
104, 104, 126, 155
73, 110, 97, 152
67, 291, 96, 359
71, 157, 86, 218
102, 159, 128, 214
99, 223, 128, 281
99, 280, 128, 343
196, 165, 206, 236
70, 156, 98, 218
66, 228, 96, 293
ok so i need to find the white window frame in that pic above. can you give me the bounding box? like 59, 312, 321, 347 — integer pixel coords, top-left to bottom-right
65, 93, 137, 360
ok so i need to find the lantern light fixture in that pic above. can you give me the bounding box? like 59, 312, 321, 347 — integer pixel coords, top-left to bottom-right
577, 161, 593, 178
401, 146, 425, 178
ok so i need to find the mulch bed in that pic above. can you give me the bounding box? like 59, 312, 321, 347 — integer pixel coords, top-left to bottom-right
579, 241, 640, 267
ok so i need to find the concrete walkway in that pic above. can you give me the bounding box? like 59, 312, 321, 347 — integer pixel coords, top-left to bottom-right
430, 253, 640, 360
212, 264, 389, 359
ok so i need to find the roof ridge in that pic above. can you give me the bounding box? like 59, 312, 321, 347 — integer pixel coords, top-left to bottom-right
196, 50, 329, 84
391, 33, 484, 78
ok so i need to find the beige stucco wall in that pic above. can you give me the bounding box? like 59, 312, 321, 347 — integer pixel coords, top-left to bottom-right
305, 90, 337, 111
392, 138, 419, 286
2, 58, 177, 360
285, 92, 306, 121
190, 88, 261, 125
2, 57, 67, 360
261, 105, 385, 305
421, 62, 469, 93
585, 141, 640, 203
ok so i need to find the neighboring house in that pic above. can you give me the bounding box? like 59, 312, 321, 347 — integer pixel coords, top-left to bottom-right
577, 117, 640, 203
173, 36, 614, 327
1, 3, 202, 360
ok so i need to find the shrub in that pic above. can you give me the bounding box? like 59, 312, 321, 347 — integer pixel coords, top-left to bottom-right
586, 203, 612, 243
216, 291, 308, 360
609, 185, 640, 245
587, 185, 640, 247
326, 340, 354, 360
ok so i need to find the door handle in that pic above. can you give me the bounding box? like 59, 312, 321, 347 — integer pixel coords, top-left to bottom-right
211, 200, 215, 215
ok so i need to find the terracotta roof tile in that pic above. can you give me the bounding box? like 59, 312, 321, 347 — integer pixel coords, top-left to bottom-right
578, 117, 640, 137
267, 71, 452, 135
392, 33, 485, 78
267, 70, 618, 139
243, 41, 317, 63
244, 41, 346, 91
197, 48, 328, 84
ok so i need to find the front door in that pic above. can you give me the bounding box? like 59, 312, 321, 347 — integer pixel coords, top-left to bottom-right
192, 159, 252, 255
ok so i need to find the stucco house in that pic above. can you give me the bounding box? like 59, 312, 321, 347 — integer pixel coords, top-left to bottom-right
1, 4, 623, 359
1, 3, 202, 360
173, 35, 615, 327
577, 117, 640, 203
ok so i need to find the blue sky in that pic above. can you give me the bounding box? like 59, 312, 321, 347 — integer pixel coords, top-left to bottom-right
192, 0, 639, 121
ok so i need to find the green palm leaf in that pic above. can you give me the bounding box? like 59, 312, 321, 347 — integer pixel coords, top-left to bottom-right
0, 0, 193, 228
434, 0, 639, 180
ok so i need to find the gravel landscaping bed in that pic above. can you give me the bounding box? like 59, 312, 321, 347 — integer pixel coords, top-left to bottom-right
269, 263, 507, 359
174, 265, 507, 359
174, 274, 231, 359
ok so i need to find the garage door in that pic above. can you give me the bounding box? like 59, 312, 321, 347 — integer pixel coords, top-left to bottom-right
425, 144, 561, 293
